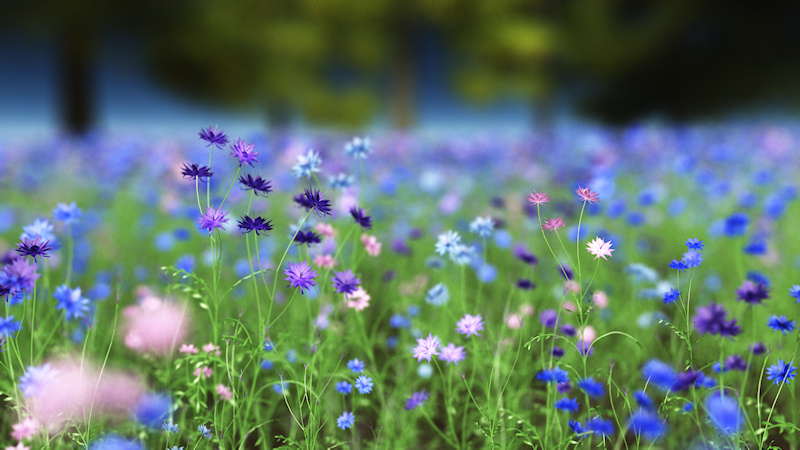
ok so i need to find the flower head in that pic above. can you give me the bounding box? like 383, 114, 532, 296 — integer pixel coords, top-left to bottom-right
0, 315, 21, 339
662, 288, 680, 305
694, 302, 741, 338
337, 411, 355, 430
685, 237, 704, 251
435, 230, 461, 256
555, 397, 579, 413
766, 359, 798, 385
197, 424, 213, 440
526, 190, 550, 206
335, 381, 352, 395
537, 366, 569, 384
542, 217, 565, 232
628, 409, 667, 441
705, 393, 744, 436
283, 261, 318, 294
134, 392, 171, 428
354, 375, 373, 394
568, 419, 588, 438
347, 359, 365, 374
293, 230, 321, 247
469, 216, 494, 239
53, 285, 90, 321
682, 250, 703, 269
198, 126, 228, 147
439, 343, 466, 365
292, 149, 322, 179
736, 280, 770, 305
413, 334, 440, 362
162, 421, 179, 435
301, 188, 332, 217
768, 315, 795, 335
586, 237, 614, 260
181, 163, 213, 182
641, 359, 677, 392
669, 259, 688, 272
15, 236, 53, 263
575, 186, 599, 203
329, 172, 355, 189
237, 215, 273, 236
425, 283, 449, 306
456, 314, 484, 337
238, 174, 271, 196
344, 136, 371, 159
577, 378, 604, 398
229, 138, 259, 167
588, 416, 614, 438
346, 287, 371, 311
198, 207, 229, 234
331, 269, 360, 295
790, 285, 800, 302
53, 202, 82, 225
405, 390, 429, 410
350, 207, 372, 229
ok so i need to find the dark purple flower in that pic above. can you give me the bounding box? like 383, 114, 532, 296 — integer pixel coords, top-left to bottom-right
238, 174, 272, 196
693, 302, 742, 338
301, 188, 332, 217
750, 342, 767, 355
557, 264, 573, 280
229, 139, 259, 167
540, 309, 558, 328
15, 236, 54, 263
735, 280, 770, 305
561, 324, 576, 337
181, 163, 213, 182
293, 230, 321, 247
513, 245, 538, 265
283, 261, 318, 294
557, 380, 572, 394
516, 279, 534, 290
552, 346, 565, 358
726, 354, 747, 371
577, 340, 593, 356
198, 207, 229, 234
672, 370, 701, 391
391, 239, 411, 255
349, 207, 372, 230
331, 269, 360, 295
405, 390, 429, 410
198, 125, 228, 147
237, 215, 273, 236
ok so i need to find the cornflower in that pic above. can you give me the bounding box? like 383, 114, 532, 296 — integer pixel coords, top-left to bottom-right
198, 126, 228, 147
586, 237, 614, 260
526, 190, 549, 206
413, 334, 440, 362
575, 186, 599, 203
198, 207, 229, 234
229, 138, 259, 167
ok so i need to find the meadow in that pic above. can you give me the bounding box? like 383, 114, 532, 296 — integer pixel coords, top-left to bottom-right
0, 122, 799, 449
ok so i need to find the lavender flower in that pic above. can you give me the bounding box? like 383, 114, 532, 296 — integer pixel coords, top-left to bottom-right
198, 126, 228, 147
405, 390, 429, 410
439, 343, 466, 365
238, 174, 271, 196
456, 314, 484, 337
283, 261, 318, 294
198, 207, 229, 234
229, 139, 259, 167
331, 270, 360, 295
413, 334, 440, 362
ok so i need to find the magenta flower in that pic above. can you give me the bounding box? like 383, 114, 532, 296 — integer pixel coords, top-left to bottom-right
575, 186, 599, 204
527, 190, 550, 206
542, 217, 566, 232
586, 237, 614, 260
413, 334, 440, 362
456, 313, 484, 337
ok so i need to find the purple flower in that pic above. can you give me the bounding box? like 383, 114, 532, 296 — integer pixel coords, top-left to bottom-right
513, 245, 538, 265
283, 261, 318, 294
736, 280, 770, 305
439, 343, 466, 365
293, 230, 321, 247
181, 163, 213, 182
198, 207, 229, 234
198, 125, 228, 147
693, 302, 741, 338
349, 207, 372, 230
229, 138, 259, 167
300, 188, 332, 217
331, 269, 360, 295
238, 174, 271, 196
0, 258, 39, 304
540, 309, 558, 328
405, 390, 429, 410
750, 342, 767, 355
237, 215, 273, 235
15, 236, 54, 263
455, 313, 484, 337
726, 354, 747, 371
413, 334, 440, 362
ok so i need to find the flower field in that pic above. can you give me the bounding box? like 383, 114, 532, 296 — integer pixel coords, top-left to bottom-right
1, 122, 799, 449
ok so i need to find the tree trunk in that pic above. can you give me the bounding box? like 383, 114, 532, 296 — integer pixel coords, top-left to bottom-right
58, 29, 94, 136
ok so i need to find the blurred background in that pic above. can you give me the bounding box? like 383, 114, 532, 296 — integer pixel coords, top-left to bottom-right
4, 0, 800, 138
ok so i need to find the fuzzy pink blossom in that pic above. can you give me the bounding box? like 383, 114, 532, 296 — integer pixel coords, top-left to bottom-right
586, 237, 614, 260
579, 326, 596, 343
216, 384, 232, 400
346, 287, 371, 311
575, 186, 599, 204
361, 234, 382, 256
563, 301, 577, 313
22, 359, 144, 433
315, 223, 337, 239
10, 417, 39, 441
542, 217, 565, 232
519, 304, 535, 316
563, 280, 580, 295
313, 254, 338, 269
526, 190, 550, 206
123, 292, 190, 358
592, 291, 608, 309
202, 343, 220, 356
179, 344, 199, 354
505, 314, 523, 329
6, 443, 29, 450
194, 366, 213, 379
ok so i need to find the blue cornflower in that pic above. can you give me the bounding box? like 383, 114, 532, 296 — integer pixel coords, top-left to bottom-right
53, 284, 90, 321
684, 402, 694, 412
198, 125, 228, 147
537, 366, 569, 384
684, 237, 704, 251
469, 216, 494, 239
329, 172, 355, 190
768, 315, 795, 335
344, 136, 371, 159
450, 244, 475, 265
335, 381, 352, 395
568, 419, 588, 438
22, 218, 56, 244
0, 315, 21, 339
724, 212, 749, 237
662, 288, 680, 305
337, 411, 355, 430
588, 417, 614, 438
292, 149, 322, 179
331, 269, 361, 295
628, 409, 667, 441
634, 390, 653, 409
789, 285, 800, 302
682, 250, 703, 269
669, 259, 688, 272
53, 202, 82, 225
354, 375, 373, 394
641, 359, 677, 392
555, 397, 579, 413
705, 394, 744, 436
134, 392, 172, 428
89, 434, 144, 450
347, 358, 366, 374
425, 283, 449, 306
229, 138, 259, 167
162, 421, 179, 435
389, 314, 411, 328
197, 424, 213, 439
435, 230, 461, 256
405, 390, 429, 410
577, 378, 604, 398
766, 359, 798, 385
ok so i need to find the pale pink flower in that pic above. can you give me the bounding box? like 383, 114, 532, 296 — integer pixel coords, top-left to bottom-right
216, 384, 232, 400
123, 293, 190, 357
592, 291, 608, 308
575, 186, 599, 204
563, 280, 580, 295
179, 344, 199, 354
526, 190, 550, 206
586, 237, 614, 260
519, 303, 535, 316
315, 223, 337, 239
6, 443, 29, 450
542, 217, 565, 232
194, 366, 213, 379
346, 287, 371, 311
505, 314, 523, 329
202, 343, 220, 356
563, 301, 577, 313
10, 417, 39, 441
361, 234, 382, 256
313, 253, 338, 269
579, 325, 596, 343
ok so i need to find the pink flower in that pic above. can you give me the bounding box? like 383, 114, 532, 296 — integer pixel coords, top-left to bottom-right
179, 344, 199, 354
519, 304, 535, 316
313, 254, 338, 269
216, 384, 232, 400
575, 186, 599, 204
10, 417, 39, 441
123, 292, 190, 358
586, 237, 614, 260
361, 234, 382, 256
592, 291, 608, 308
542, 217, 565, 232
346, 287, 371, 311
202, 343, 220, 356
563, 280, 580, 295
194, 366, 213, 379
563, 301, 577, 313
505, 314, 523, 329
579, 325, 596, 343
526, 190, 550, 206
315, 223, 337, 239
6, 443, 29, 450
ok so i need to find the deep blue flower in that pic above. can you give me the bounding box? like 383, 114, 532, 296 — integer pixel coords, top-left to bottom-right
669, 259, 688, 272
293, 230, 321, 247
735, 280, 770, 305
672, 370, 701, 391
134, 392, 172, 428
684, 237, 704, 251
577, 378, 605, 398
283, 261, 318, 294
641, 359, 677, 392
724, 212, 749, 237
238, 174, 271, 196
331, 269, 361, 295
766, 359, 798, 385
350, 207, 372, 230
389, 314, 411, 328
662, 288, 680, 305
181, 163, 213, 182
197, 424, 213, 439
743, 240, 767, 255
682, 250, 703, 269
237, 215, 273, 236
89, 434, 144, 450
634, 390, 653, 410
405, 390, 429, 410
16, 236, 54, 263
53, 285, 90, 321
347, 358, 366, 374
198, 125, 228, 147
768, 315, 795, 335
516, 279, 535, 290
555, 397, 579, 413
337, 411, 355, 430
568, 419, 588, 438
335, 381, 352, 395
588, 416, 614, 438
537, 366, 569, 384
693, 302, 741, 338
229, 138, 259, 167
53, 202, 82, 225
628, 409, 667, 441
705, 394, 744, 436
790, 285, 800, 302
0, 315, 21, 339
552, 346, 565, 358
354, 375, 373, 394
